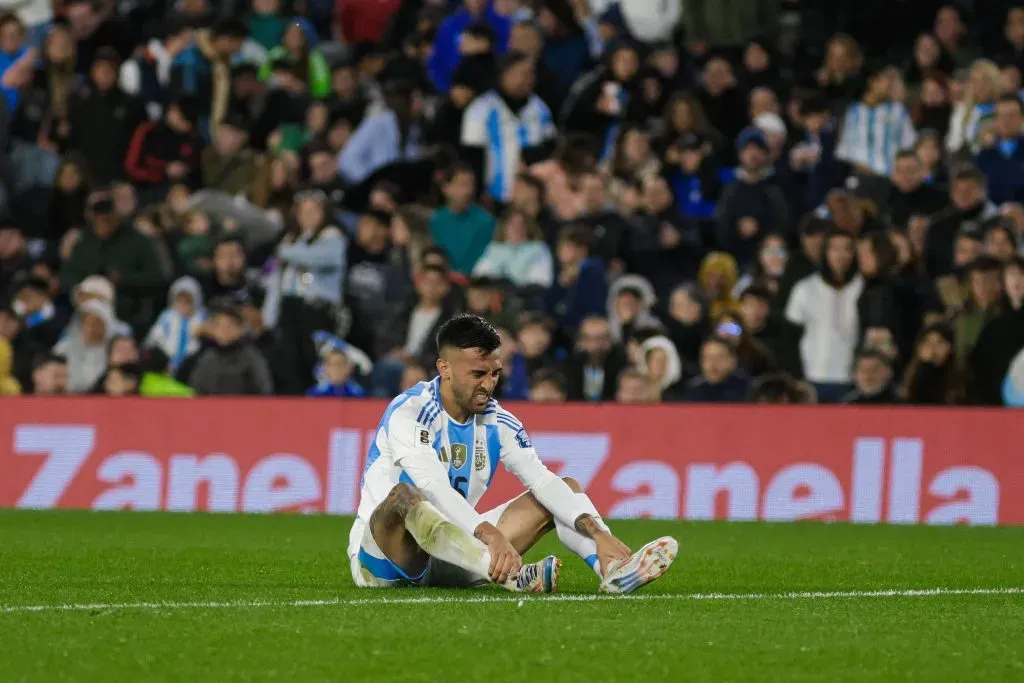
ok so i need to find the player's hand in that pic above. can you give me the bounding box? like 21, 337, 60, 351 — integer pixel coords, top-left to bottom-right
594, 532, 631, 578
485, 534, 521, 584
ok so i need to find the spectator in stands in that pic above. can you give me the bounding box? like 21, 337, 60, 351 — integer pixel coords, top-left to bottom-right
716, 127, 790, 268
119, 18, 194, 120
307, 347, 365, 397
9, 276, 65, 350
137, 346, 194, 397
338, 78, 424, 185
983, 222, 1019, 262
696, 57, 746, 144
54, 299, 115, 393
842, 349, 900, 404
926, 164, 998, 277
681, 335, 750, 403
967, 256, 1024, 404
786, 230, 864, 402
0, 337, 20, 394
836, 65, 916, 177
529, 368, 567, 403
373, 263, 455, 396
733, 233, 788, 298
786, 96, 839, 215
564, 315, 627, 402
472, 210, 553, 288
947, 59, 1002, 155
615, 366, 658, 404
607, 275, 661, 343
698, 251, 739, 321
272, 189, 347, 382
144, 276, 205, 373
201, 113, 263, 196
748, 372, 816, 404
188, 301, 273, 394
461, 52, 556, 204
912, 72, 952, 142
664, 284, 709, 368
64, 0, 134, 73
547, 225, 607, 333
887, 150, 948, 230
68, 47, 146, 186
124, 97, 203, 194
259, 19, 330, 98
60, 192, 166, 334
103, 362, 141, 396
812, 34, 864, 112
639, 333, 684, 401
974, 94, 1024, 204
956, 255, 1004, 366
430, 163, 495, 276
561, 41, 642, 159
31, 353, 67, 395
626, 174, 702, 292
857, 232, 921, 361
169, 18, 248, 135
428, 0, 510, 94
902, 322, 965, 404
714, 311, 777, 379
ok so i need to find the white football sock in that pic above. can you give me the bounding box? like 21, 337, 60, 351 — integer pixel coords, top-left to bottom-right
405, 501, 516, 588
555, 493, 610, 578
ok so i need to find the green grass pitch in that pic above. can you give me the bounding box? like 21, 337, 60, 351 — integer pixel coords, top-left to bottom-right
1, 510, 1023, 682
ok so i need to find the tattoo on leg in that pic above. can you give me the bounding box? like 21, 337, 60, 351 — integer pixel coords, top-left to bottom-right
372, 483, 425, 532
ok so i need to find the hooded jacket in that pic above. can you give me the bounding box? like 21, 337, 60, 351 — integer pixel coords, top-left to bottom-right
698, 252, 739, 321
606, 274, 662, 342
54, 300, 117, 393
561, 42, 645, 154
641, 334, 683, 391
145, 276, 206, 373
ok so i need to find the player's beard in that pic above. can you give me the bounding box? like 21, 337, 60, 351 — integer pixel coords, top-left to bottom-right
455, 383, 491, 415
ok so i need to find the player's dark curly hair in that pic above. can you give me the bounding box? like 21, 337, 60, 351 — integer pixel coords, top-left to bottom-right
436, 314, 501, 354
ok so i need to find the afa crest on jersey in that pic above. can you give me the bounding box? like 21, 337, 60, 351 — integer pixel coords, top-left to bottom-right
474, 444, 486, 471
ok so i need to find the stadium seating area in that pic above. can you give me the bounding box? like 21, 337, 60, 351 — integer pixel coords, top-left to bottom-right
2, 0, 1024, 406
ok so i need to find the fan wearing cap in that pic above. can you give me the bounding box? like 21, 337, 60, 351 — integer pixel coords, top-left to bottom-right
60, 191, 167, 333
124, 96, 203, 190
715, 126, 790, 269
67, 46, 146, 185
461, 51, 557, 204
664, 132, 721, 222
9, 275, 66, 349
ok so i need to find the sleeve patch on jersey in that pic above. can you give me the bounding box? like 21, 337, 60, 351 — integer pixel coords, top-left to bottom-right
416, 426, 431, 446
515, 428, 531, 450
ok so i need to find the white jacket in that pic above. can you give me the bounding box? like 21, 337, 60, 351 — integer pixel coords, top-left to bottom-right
785, 272, 864, 383
621, 0, 682, 44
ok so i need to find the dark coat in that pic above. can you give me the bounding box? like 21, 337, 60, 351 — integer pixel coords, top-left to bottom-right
563, 345, 629, 402
682, 372, 750, 402
188, 341, 274, 395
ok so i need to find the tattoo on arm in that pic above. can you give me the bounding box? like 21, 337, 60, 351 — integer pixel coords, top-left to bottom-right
574, 514, 602, 538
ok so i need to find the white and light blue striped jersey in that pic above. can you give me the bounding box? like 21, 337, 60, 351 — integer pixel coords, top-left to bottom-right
461, 91, 556, 202
349, 376, 581, 560
836, 101, 916, 176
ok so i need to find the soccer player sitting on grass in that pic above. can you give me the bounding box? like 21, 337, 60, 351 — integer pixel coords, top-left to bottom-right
349, 313, 678, 592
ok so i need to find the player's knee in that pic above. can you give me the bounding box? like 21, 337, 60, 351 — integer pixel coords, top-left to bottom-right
562, 476, 582, 493
389, 482, 426, 511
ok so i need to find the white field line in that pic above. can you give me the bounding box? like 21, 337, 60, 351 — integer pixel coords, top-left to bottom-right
1, 587, 1022, 614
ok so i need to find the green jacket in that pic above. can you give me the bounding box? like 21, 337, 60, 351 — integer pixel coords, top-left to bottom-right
140, 372, 195, 397
60, 223, 168, 334
201, 147, 264, 197
260, 47, 331, 98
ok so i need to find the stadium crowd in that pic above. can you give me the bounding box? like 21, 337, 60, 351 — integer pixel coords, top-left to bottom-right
1, 0, 1024, 406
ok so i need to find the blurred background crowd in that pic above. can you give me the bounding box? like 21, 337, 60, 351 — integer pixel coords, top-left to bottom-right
2, 0, 1024, 406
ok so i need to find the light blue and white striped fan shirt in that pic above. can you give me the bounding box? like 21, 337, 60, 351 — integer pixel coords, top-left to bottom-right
461, 91, 557, 202
836, 101, 917, 176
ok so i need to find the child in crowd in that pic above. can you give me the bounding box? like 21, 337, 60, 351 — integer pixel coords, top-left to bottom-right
145, 276, 206, 372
